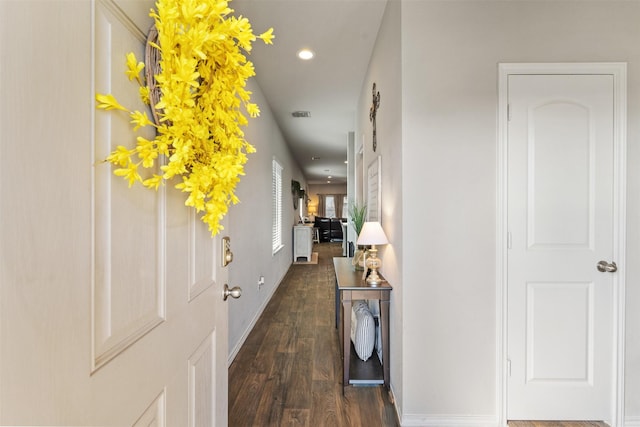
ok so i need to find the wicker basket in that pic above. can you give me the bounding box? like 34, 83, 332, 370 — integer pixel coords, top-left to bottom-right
144, 26, 162, 125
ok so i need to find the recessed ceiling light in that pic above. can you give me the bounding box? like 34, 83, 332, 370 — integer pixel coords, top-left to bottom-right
311, 156, 320, 160
297, 49, 314, 60
328, 175, 332, 179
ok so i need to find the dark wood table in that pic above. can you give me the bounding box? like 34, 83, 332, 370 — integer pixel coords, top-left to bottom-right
333, 257, 392, 391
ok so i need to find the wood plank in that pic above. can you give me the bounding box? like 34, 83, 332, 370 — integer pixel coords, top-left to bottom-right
228, 372, 266, 426
310, 379, 345, 426
312, 325, 336, 381
282, 408, 310, 426
252, 374, 281, 426
284, 338, 312, 409
252, 321, 285, 375
356, 387, 387, 425
252, 351, 294, 426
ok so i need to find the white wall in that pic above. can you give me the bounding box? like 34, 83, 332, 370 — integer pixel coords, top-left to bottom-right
309, 183, 348, 197
226, 1, 640, 424
227, 79, 305, 360
356, 0, 404, 415
395, 1, 640, 425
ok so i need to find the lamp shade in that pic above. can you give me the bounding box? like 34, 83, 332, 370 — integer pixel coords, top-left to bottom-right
356, 221, 389, 246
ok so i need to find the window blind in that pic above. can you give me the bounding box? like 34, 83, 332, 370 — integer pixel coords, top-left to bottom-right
272, 159, 283, 253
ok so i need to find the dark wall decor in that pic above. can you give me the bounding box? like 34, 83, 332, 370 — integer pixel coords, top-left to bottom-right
291, 180, 305, 209
369, 82, 381, 152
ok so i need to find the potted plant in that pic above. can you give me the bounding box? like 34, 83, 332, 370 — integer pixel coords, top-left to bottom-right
349, 202, 367, 270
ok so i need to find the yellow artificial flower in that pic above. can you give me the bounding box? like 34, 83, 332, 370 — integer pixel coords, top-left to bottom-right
258, 28, 274, 45
139, 86, 150, 105
96, 94, 128, 111
130, 110, 155, 131
136, 136, 159, 167
143, 174, 163, 190
246, 103, 260, 118
106, 145, 134, 167
125, 52, 144, 84
98, 0, 274, 235
114, 162, 142, 188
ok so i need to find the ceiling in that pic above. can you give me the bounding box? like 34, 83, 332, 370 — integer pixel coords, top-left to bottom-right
231, 0, 388, 185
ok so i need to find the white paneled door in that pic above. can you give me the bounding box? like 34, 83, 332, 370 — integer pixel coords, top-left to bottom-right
506, 71, 622, 421
1, 1, 229, 425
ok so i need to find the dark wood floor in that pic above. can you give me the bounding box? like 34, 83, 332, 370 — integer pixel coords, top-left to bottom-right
229, 242, 399, 426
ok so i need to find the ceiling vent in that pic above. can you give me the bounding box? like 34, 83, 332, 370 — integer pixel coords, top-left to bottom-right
291, 111, 311, 118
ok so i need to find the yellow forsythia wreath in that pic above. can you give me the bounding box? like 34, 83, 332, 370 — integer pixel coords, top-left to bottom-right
96, 0, 274, 236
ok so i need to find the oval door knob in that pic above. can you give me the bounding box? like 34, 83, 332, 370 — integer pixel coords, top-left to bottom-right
597, 260, 617, 273
223, 284, 242, 301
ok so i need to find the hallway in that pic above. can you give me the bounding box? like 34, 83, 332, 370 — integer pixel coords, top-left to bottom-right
229, 242, 399, 426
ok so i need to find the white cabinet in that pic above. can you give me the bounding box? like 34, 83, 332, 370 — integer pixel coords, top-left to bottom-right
293, 226, 313, 262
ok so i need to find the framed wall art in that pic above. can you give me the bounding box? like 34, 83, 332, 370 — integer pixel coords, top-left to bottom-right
367, 156, 381, 221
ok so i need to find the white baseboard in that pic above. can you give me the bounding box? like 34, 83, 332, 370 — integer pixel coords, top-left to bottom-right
398, 414, 640, 427
227, 269, 287, 366
400, 414, 499, 427
398, 416, 640, 427
625, 416, 640, 427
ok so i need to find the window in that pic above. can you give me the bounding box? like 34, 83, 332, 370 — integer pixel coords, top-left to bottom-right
325, 196, 336, 218
324, 195, 348, 218
272, 159, 283, 253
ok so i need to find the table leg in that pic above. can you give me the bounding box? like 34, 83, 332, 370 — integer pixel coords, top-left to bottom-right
380, 298, 390, 389
341, 293, 352, 393
335, 279, 339, 329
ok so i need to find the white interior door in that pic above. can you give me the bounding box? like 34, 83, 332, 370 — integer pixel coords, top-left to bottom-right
506, 72, 618, 421
0, 1, 229, 425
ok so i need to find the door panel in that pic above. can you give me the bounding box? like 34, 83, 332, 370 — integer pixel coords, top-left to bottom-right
527, 100, 592, 249
526, 281, 593, 383
189, 332, 216, 427
0, 1, 229, 425
133, 391, 166, 427
93, 0, 166, 372
507, 74, 614, 420
189, 209, 217, 301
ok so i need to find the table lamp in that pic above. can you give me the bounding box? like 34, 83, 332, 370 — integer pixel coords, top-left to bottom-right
356, 221, 389, 286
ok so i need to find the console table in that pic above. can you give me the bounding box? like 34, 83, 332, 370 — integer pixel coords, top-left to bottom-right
333, 257, 392, 391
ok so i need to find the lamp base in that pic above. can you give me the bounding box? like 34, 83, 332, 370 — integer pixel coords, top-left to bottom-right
364, 246, 384, 286
366, 269, 383, 286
